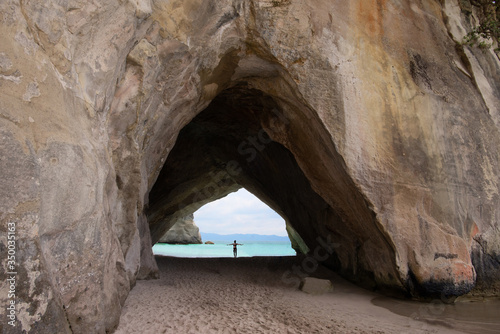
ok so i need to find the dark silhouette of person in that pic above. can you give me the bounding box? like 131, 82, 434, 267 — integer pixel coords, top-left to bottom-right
227, 240, 243, 258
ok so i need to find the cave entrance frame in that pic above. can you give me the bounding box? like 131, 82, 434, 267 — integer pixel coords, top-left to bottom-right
146, 52, 401, 292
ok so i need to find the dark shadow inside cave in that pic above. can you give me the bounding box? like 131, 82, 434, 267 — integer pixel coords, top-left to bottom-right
146, 82, 401, 292
147, 84, 331, 255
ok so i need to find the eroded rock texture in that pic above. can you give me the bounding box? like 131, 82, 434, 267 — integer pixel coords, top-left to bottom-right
1, 0, 499, 332
158, 214, 202, 244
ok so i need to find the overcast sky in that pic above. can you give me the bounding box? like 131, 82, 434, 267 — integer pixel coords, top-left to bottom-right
194, 188, 288, 236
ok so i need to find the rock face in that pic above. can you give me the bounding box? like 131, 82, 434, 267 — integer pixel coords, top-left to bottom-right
1, 0, 500, 332
299, 277, 334, 295
158, 214, 202, 244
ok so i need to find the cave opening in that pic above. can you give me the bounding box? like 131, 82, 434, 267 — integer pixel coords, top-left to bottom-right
152, 188, 299, 258
147, 83, 323, 255
193, 188, 288, 238
145, 81, 401, 292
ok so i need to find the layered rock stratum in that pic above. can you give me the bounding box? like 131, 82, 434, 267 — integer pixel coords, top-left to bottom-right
0, 0, 499, 333
158, 214, 202, 244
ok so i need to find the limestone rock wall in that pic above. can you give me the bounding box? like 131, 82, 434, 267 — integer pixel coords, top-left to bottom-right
158, 214, 202, 244
1, 0, 499, 333
0, 1, 153, 332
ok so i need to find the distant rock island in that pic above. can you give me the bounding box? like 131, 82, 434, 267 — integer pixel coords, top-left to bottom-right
158, 214, 202, 244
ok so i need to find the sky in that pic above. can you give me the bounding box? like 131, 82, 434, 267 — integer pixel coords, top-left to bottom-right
194, 188, 288, 236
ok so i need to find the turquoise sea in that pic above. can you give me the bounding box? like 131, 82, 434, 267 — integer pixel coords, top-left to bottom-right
153, 241, 296, 258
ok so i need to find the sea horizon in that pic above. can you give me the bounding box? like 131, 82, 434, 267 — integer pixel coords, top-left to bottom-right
200, 232, 290, 243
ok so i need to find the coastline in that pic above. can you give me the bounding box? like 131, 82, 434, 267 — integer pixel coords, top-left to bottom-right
152, 242, 296, 258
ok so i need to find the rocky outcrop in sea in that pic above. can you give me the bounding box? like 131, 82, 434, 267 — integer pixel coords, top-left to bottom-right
158, 214, 202, 244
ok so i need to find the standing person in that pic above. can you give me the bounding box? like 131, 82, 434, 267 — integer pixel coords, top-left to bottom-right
227, 240, 243, 258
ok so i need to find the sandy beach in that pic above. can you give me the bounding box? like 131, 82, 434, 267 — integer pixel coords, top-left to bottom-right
114, 256, 500, 334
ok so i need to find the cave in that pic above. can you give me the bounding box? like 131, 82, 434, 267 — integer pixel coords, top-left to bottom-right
146, 81, 402, 293
5, 1, 500, 332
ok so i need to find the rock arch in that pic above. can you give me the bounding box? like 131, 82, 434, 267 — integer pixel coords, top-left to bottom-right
2, 1, 500, 333
146, 80, 402, 293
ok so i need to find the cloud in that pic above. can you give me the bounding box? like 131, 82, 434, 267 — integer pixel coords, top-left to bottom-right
194, 189, 288, 236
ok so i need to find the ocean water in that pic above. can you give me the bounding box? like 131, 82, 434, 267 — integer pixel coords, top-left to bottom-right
153, 241, 296, 258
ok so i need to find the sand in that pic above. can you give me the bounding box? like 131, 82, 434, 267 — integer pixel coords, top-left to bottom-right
114, 256, 495, 334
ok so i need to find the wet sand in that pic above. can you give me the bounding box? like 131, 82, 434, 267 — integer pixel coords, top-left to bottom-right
372, 296, 500, 334
115, 256, 498, 334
